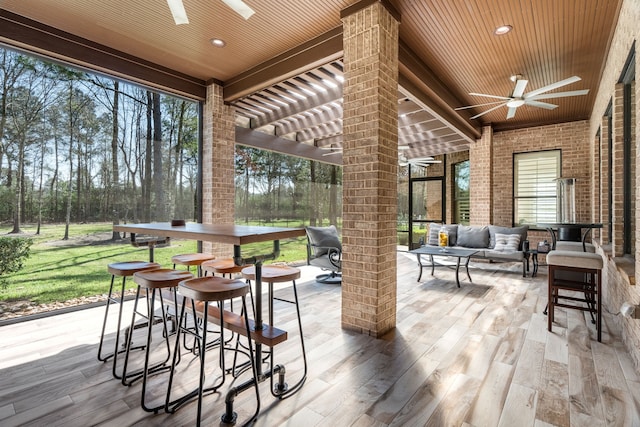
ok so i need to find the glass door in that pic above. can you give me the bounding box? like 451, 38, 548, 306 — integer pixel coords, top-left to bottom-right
409, 177, 444, 249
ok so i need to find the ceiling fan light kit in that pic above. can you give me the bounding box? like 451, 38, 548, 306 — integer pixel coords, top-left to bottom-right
458, 75, 589, 120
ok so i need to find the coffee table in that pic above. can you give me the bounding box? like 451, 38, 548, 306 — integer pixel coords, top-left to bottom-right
409, 246, 478, 287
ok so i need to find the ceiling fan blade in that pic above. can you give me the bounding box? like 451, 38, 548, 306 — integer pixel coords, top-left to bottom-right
524, 76, 581, 98
525, 100, 558, 110
506, 106, 517, 119
167, 0, 189, 24
455, 100, 508, 111
468, 92, 511, 100
512, 79, 528, 98
470, 102, 508, 119
221, 0, 256, 19
527, 89, 589, 100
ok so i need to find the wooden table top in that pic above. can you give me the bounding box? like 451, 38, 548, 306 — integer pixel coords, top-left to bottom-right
113, 222, 306, 245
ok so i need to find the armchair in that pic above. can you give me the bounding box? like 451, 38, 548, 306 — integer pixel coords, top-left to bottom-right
305, 225, 342, 284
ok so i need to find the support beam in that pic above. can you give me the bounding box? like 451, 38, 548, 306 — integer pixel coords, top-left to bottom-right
398, 40, 481, 142
223, 27, 344, 102
235, 127, 341, 166
0, 9, 206, 100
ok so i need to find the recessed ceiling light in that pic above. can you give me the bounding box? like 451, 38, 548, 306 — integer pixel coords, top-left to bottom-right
494, 25, 513, 35
210, 38, 226, 47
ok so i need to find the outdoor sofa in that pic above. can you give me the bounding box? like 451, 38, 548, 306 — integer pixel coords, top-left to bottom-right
422, 223, 530, 276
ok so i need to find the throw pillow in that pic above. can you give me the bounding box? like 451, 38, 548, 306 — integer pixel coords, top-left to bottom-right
427, 223, 442, 245
493, 233, 521, 251
305, 225, 342, 256
488, 225, 528, 249
456, 225, 489, 248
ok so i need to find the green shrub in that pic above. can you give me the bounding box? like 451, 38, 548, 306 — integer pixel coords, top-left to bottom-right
0, 237, 33, 290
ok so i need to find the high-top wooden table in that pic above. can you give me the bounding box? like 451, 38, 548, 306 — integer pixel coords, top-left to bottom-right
113, 222, 306, 418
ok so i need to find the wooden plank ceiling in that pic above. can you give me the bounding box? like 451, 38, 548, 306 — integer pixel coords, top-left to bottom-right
0, 0, 623, 164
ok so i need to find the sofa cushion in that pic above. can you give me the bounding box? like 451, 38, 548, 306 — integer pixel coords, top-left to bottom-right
482, 249, 523, 261
427, 223, 458, 246
488, 225, 528, 249
456, 225, 489, 248
443, 224, 458, 246
493, 233, 521, 251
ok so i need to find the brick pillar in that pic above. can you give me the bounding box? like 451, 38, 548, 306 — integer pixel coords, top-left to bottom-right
599, 115, 610, 245
202, 83, 236, 257
341, 1, 400, 337
469, 126, 493, 225
612, 83, 625, 256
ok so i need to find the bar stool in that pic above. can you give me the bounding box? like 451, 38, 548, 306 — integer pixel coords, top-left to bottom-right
172, 253, 216, 277
241, 264, 307, 397
121, 268, 194, 413
547, 250, 603, 342
98, 260, 160, 379
202, 258, 246, 278
165, 276, 259, 426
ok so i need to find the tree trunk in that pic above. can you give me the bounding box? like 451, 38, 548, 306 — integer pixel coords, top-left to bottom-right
329, 164, 338, 225
111, 81, 120, 240
9, 138, 24, 234
143, 92, 152, 222
309, 160, 317, 226
152, 92, 165, 220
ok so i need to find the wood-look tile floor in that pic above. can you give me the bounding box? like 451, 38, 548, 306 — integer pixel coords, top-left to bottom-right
1, 253, 639, 427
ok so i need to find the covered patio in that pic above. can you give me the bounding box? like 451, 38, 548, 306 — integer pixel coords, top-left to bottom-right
1, 255, 638, 426
2, 0, 640, 425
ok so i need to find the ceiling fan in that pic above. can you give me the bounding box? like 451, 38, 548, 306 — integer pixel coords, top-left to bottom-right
167, 0, 255, 25
456, 75, 589, 120
320, 145, 441, 167
398, 153, 441, 168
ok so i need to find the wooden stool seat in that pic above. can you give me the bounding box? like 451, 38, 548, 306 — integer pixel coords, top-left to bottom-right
241, 265, 301, 283
178, 276, 249, 302
108, 260, 161, 277
171, 253, 215, 266
133, 268, 194, 289
202, 258, 247, 276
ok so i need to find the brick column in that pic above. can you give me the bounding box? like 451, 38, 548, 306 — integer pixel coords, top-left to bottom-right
202, 83, 236, 257
341, 1, 400, 337
469, 126, 493, 225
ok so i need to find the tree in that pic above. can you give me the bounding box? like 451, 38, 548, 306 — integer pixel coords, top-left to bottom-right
0, 236, 32, 290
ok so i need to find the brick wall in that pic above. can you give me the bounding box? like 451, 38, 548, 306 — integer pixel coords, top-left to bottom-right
491, 120, 590, 227
586, 0, 640, 372
469, 126, 493, 225
202, 83, 236, 257
341, 1, 399, 337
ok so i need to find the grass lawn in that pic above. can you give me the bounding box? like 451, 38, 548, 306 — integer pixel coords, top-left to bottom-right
0, 222, 309, 307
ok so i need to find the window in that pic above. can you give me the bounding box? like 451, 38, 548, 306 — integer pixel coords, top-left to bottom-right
453, 160, 470, 225
513, 150, 561, 226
